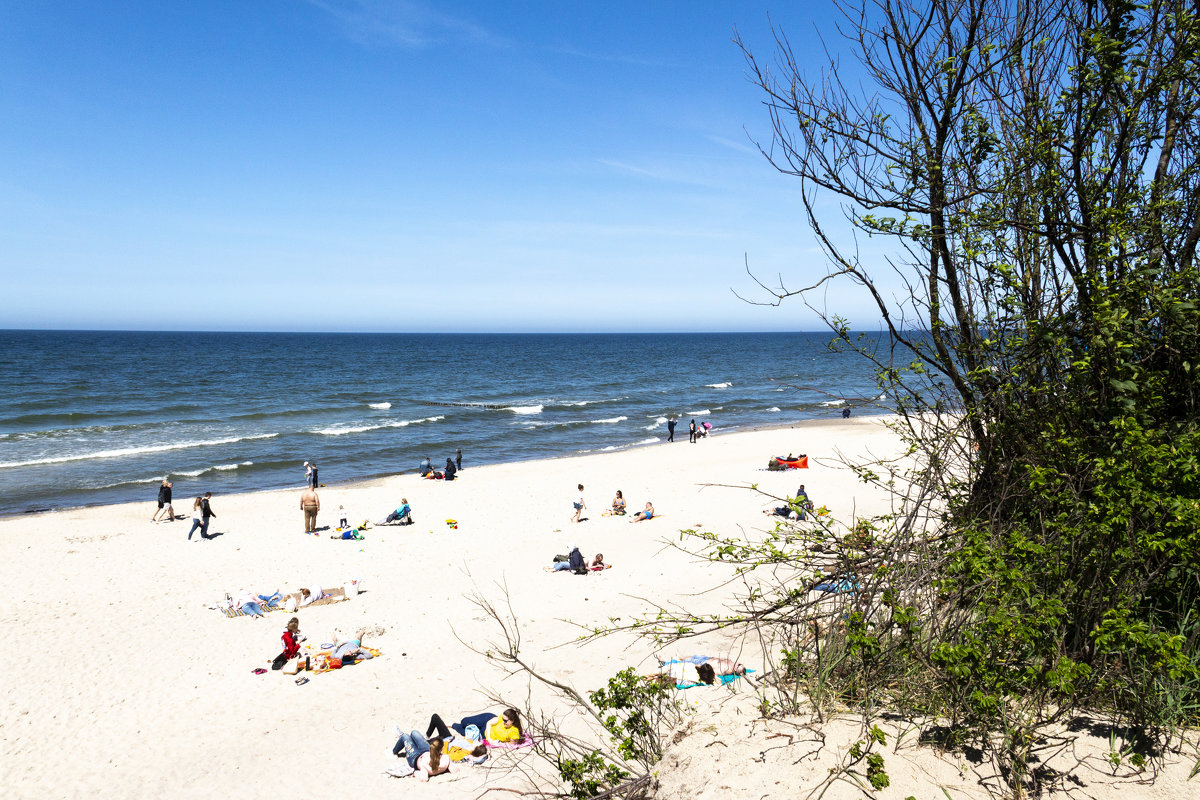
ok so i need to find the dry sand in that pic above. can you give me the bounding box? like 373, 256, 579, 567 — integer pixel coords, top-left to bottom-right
2, 416, 1194, 799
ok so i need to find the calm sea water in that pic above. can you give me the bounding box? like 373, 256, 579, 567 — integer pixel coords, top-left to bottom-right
0, 331, 886, 515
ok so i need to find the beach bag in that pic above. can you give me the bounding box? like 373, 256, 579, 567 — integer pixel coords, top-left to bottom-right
464, 724, 482, 743
553, 554, 569, 563
285, 596, 298, 613
271, 652, 288, 671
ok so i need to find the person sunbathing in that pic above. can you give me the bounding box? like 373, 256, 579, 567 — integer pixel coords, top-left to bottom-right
590, 553, 612, 570
630, 502, 655, 522
653, 656, 747, 685
392, 730, 453, 781
331, 634, 372, 664
611, 490, 626, 515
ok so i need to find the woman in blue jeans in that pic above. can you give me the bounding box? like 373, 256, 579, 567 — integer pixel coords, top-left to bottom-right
392, 730, 452, 780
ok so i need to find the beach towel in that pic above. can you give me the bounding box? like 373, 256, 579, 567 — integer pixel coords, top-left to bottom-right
221, 603, 285, 618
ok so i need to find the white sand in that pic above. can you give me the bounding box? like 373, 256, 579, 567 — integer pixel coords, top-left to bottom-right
2, 416, 1194, 799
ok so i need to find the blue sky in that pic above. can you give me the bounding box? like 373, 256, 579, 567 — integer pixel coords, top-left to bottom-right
0, 1, 876, 332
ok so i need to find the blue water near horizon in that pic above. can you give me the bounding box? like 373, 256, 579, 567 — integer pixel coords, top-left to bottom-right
0, 330, 888, 515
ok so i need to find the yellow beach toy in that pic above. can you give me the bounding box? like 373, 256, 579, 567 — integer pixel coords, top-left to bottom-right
445, 518, 458, 529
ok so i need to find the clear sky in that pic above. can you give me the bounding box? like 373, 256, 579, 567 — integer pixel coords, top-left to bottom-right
0, 1, 874, 333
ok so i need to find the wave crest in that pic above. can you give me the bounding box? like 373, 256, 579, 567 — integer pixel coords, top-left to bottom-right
0, 434, 278, 470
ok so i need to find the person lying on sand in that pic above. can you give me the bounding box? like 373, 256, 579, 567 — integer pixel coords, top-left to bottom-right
590, 553, 612, 570
651, 656, 747, 685
630, 502, 655, 522
392, 730, 453, 781
331, 634, 372, 664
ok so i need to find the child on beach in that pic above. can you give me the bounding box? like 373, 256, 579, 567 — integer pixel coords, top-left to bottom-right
571, 484, 586, 523
338, 505, 349, 528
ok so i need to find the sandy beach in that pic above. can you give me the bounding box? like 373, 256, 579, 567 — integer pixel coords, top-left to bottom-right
3, 416, 1194, 799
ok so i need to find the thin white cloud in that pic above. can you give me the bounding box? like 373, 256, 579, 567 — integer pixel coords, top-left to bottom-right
706, 134, 759, 156
306, 0, 508, 49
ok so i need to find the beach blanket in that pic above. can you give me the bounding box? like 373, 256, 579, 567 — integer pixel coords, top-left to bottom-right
221, 603, 286, 618
304, 645, 383, 674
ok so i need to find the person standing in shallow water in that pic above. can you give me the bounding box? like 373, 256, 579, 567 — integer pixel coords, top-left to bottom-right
455, 448, 462, 471
667, 417, 676, 442
689, 419, 697, 443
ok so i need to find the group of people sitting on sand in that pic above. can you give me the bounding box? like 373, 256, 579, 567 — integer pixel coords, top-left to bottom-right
607, 489, 655, 522
418, 452, 460, 481
272, 617, 373, 677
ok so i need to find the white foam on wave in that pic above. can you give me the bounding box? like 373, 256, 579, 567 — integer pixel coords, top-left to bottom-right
313, 416, 444, 436
601, 445, 619, 451
768, 407, 781, 412
644, 416, 668, 431
507, 405, 544, 415
706, 382, 732, 389
0, 433, 278, 470
174, 460, 254, 478
557, 397, 621, 407
687, 409, 711, 416
821, 399, 845, 407
591, 416, 627, 424
368, 402, 392, 410
634, 437, 658, 446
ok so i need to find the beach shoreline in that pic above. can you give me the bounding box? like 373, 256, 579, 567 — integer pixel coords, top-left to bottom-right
0, 413, 887, 520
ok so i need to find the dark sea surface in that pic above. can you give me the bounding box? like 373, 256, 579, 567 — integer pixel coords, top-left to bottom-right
0, 331, 887, 515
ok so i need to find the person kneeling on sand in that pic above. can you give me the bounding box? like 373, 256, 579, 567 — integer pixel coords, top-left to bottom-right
546, 545, 587, 574
630, 501, 655, 522
277, 617, 308, 673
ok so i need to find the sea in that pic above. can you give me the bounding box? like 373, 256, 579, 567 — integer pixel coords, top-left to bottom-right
0, 331, 887, 516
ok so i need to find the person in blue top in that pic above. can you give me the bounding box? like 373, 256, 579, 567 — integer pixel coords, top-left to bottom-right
380, 498, 412, 525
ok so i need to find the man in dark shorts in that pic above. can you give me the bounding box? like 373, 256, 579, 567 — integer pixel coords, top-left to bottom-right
152, 479, 174, 522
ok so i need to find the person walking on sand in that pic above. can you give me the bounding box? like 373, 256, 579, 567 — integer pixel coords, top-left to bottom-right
186, 497, 204, 540
300, 486, 320, 534
455, 448, 462, 471
667, 417, 676, 442
689, 419, 697, 443
152, 479, 174, 522
199, 492, 216, 538
571, 484, 586, 523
